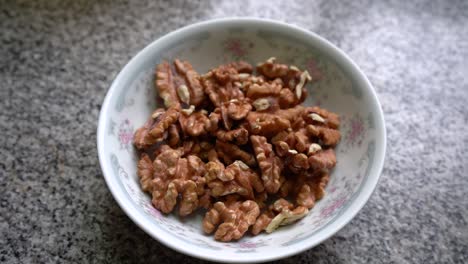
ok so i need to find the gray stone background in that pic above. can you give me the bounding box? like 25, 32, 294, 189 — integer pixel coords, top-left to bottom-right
1, 0, 467, 263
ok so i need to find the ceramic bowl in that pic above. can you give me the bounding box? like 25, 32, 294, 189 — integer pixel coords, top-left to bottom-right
97, 18, 386, 263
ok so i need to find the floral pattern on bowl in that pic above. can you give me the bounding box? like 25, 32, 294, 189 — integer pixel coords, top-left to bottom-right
97, 19, 386, 263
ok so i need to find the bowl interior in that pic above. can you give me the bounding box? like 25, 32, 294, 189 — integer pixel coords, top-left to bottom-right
98, 19, 385, 262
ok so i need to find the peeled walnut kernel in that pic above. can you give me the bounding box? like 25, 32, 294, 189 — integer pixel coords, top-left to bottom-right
174, 59, 206, 106
251, 211, 274, 235
295, 70, 312, 99
265, 206, 309, 233
133, 107, 180, 150
252, 98, 270, 111
251, 135, 284, 194
256, 57, 289, 78
308, 143, 322, 155
246, 112, 291, 137
296, 171, 330, 208
216, 128, 249, 145
156, 61, 181, 108
207, 161, 263, 199
225, 98, 252, 120
177, 84, 190, 105
203, 200, 260, 241
148, 107, 180, 139
309, 113, 325, 123
308, 148, 337, 170
137, 153, 154, 192
216, 140, 257, 167
179, 111, 210, 136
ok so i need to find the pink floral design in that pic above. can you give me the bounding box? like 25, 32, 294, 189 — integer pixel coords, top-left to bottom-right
148, 206, 162, 219
223, 38, 252, 59
238, 241, 257, 249
345, 114, 365, 147
118, 119, 133, 150
320, 196, 347, 218
306, 58, 323, 81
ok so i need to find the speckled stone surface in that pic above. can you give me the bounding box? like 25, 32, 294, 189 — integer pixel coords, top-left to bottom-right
1, 0, 467, 263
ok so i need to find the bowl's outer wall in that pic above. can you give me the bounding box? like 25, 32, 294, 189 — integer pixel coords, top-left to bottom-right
97, 18, 386, 263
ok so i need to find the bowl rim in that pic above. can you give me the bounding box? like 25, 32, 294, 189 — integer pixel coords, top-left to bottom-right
97, 17, 386, 263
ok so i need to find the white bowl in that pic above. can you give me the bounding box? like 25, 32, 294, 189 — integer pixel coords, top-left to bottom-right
97, 18, 386, 263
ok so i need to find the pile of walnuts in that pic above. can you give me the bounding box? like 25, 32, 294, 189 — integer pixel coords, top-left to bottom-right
134, 58, 340, 241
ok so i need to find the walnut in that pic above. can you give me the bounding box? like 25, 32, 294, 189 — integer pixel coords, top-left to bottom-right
199, 189, 213, 209
202, 110, 219, 133
228, 61, 254, 74
251, 211, 274, 235
187, 155, 207, 195
167, 124, 180, 147
278, 88, 296, 108
270, 198, 294, 213
309, 113, 325, 123
272, 128, 311, 157
181, 105, 195, 116
254, 191, 268, 210
134, 108, 180, 149
216, 127, 249, 145
202, 77, 222, 107
202, 200, 260, 241
137, 153, 154, 192
308, 148, 337, 170
254, 100, 271, 113
174, 59, 206, 106
208, 161, 264, 199
148, 107, 180, 138
271, 131, 295, 157
213, 63, 238, 85
294, 128, 311, 153
252, 97, 275, 112
224, 98, 252, 120
256, 59, 310, 102
304, 106, 340, 129
170, 179, 200, 216
303, 107, 341, 146
278, 178, 295, 198
178, 110, 209, 136
252, 198, 306, 234
287, 152, 310, 173
133, 118, 157, 150
151, 148, 205, 216
256, 57, 289, 78
306, 124, 341, 146
245, 82, 282, 100
246, 112, 291, 138
176, 84, 191, 105
156, 61, 182, 108
181, 140, 213, 160
265, 206, 309, 233
295, 70, 312, 99
151, 147, 184, 213
216, 140, 257, 167
308, 143, 322, 155
250, 135, 284, 194
205, 160, 229, 182
136, 58, 341, 241
296, 171, 330, 208
277, 105, 305, 123
270, 130, 309, 173
202, 75, 245, 107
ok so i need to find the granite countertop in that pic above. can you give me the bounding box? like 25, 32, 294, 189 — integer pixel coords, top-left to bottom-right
1, 0, 467, 263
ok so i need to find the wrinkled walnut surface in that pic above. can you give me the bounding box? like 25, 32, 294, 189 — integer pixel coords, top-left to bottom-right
134, 59, 340, 241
